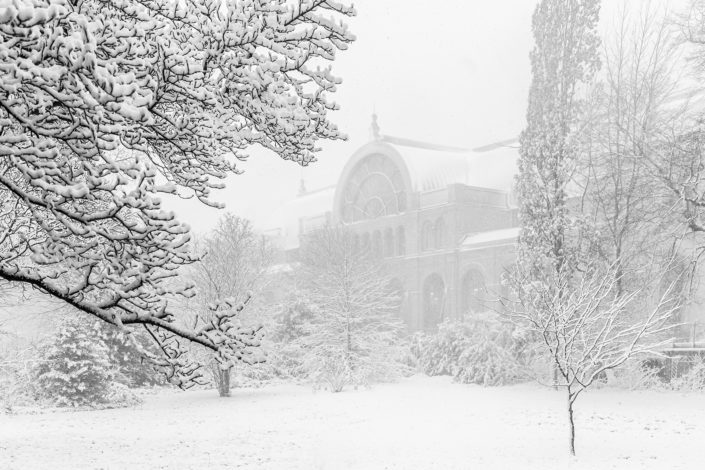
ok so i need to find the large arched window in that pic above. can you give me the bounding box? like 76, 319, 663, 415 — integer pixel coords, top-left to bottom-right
461, 268, 486, 316
340, 154, 407, 223
423, 273, 445, 330
397, 226, 406, 256
384, 228, 394, 257
421, 221, 433, 251
434, 217, 446, 249
361, 232, 371, 254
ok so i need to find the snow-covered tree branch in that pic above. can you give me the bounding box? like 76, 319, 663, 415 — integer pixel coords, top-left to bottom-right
505, 262, 680, 455
0, 0, 354, 386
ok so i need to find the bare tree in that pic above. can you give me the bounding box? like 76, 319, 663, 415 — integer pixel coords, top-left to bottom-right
0, 0, 354, 386
579, 1, 686, 296
182, 214, 272, 397
506, 262, 679, 456
295, 226, 404, 392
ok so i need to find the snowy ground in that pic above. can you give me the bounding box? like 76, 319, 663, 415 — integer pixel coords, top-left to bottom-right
1, 375, 704, 470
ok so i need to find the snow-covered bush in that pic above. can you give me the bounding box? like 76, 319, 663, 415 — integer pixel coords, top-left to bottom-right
670, 356, 705, 392
408, 320, 476, 376
409, 314, 531, 386
34, 317, 114, 407
0, 355, 37, 411
104, 382, 143, 408
609, 359, 666, 391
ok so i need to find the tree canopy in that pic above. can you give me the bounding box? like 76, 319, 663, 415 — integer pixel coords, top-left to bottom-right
0, 0, 355, 386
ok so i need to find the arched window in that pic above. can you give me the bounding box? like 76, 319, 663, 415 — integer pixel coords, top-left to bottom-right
361, 232, 371, 255
341, 154, 407, 223
372, 230, 383, 259
461, 269, 486, 316
397, 226, 406, 256
423, 273, 445, 330
434, 217, 446, 249
384, 228, 394, 257
352, 233, 360, 254
421, 221, 433, 251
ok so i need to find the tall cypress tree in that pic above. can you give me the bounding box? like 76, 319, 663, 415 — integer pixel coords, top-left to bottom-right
517, 0, 601, 278
515, 0, 602, 456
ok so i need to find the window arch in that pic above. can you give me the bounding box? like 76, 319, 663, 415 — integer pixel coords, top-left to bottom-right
423, 273, 445, 330
421, 221, 433, 251
461, 268, 486, 316
434, 217, 446, 249
340, 154, 407, 223
361, 232, 371, 254
384, 228, 394, 257
397, 226, 406, 256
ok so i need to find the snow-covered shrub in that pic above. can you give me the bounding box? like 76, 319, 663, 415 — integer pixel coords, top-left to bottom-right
670, 356, 705, 392
34, 317, 114, 407
609, 359, 666, 391
409, 314, 531, 386
0, 355, 37, 410
408, 321, 474, 376
104, 382, 143, 408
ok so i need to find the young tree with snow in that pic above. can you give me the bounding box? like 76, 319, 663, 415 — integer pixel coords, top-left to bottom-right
0, 0, 354, 386
34, 315, 114, 407
506, 263, 678, 456
181, 214, 271, 397
517, 0, 601, 389
295, 226, 405, 392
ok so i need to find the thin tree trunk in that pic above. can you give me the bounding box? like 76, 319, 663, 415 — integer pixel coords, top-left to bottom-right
218, 368, 231, 397
567, 392, 576, 456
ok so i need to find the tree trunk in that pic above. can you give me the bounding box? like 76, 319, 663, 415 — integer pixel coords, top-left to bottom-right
567, 392, 576, 456
218, 368, 231, 397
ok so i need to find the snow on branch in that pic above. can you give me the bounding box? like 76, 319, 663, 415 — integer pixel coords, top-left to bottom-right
0, 0, 354, 386
504, 261, 680, 394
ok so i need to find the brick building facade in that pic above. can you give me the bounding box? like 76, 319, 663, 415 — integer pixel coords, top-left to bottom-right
265, 122, 520, 331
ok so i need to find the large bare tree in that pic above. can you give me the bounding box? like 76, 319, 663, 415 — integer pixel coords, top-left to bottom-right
579, 2, 686, 296
0, 0, 354, 385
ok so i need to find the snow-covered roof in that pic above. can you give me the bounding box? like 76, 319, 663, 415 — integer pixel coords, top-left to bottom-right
357, 136, 518, 194
460, 227, 520, 250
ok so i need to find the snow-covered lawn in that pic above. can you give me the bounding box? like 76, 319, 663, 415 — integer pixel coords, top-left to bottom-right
1, 375, 704, 470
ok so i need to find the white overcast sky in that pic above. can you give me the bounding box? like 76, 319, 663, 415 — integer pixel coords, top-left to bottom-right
166, 0, 681, 235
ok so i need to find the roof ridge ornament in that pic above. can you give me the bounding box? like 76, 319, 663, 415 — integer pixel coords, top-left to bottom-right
370, 112, 381, 141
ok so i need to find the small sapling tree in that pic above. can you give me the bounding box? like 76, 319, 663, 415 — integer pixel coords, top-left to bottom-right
505, 262, 679, 456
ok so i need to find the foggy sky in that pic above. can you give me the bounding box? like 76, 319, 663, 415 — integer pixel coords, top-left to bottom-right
166, 0, 680, 235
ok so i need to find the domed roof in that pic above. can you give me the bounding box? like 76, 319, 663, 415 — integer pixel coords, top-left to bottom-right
332, 135, 518, 222
266, 133, 518, 250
